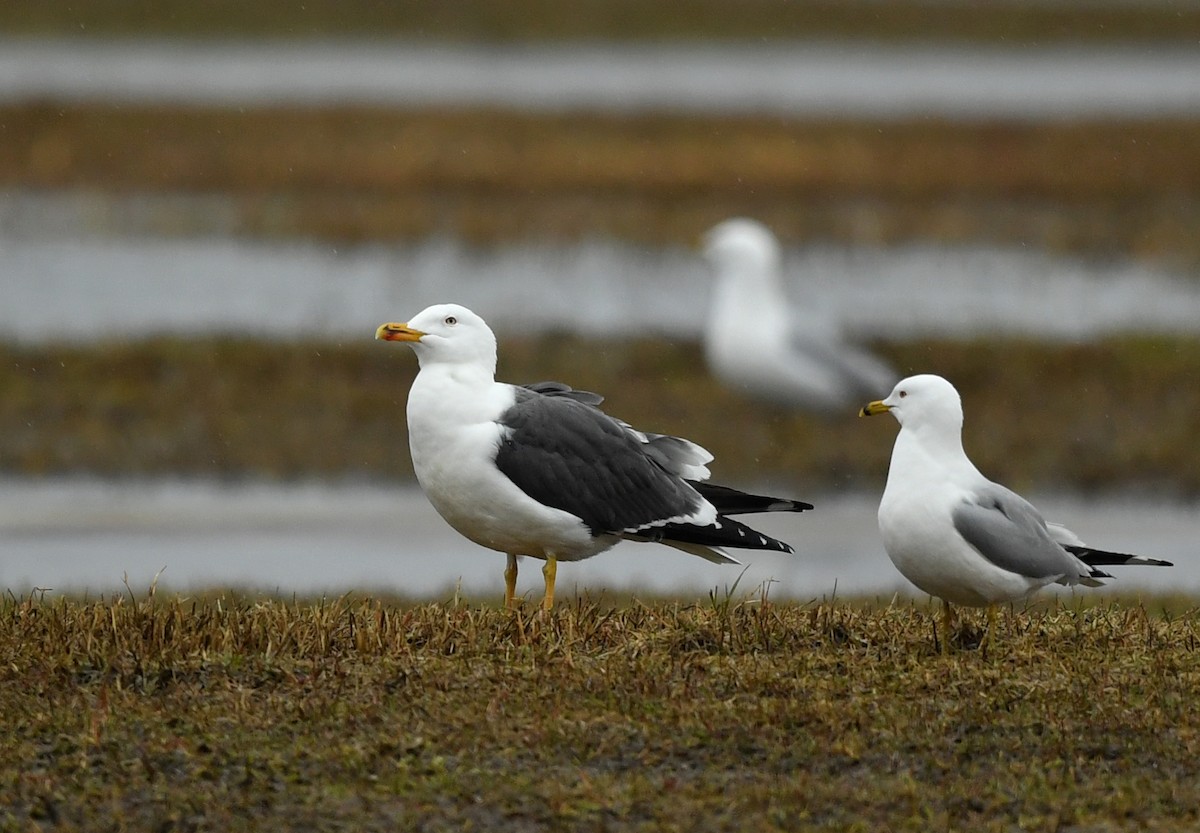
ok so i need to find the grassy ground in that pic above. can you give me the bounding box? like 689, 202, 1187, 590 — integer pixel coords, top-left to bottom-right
2, 592, 1198, 831
4, 0, 1200, 43
4, 334, 1200, 494
6, 105, 1200, 265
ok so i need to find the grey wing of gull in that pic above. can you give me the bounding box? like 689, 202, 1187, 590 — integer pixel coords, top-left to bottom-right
521, 381, 708, 477
831, 345, 898, 398
951, 484, 1092, 582
521, 380, 605, 406
494, 389, 786, 560
786, 322, 897, 400
493, 389, 704, 537
637, 432, 712, 480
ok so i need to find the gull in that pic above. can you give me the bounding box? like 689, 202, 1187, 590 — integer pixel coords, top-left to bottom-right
702, 217, 896, 414
377, 303, 812, 609
860, 373, 1172, 644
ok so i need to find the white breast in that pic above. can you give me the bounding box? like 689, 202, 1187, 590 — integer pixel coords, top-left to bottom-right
406, 369, 611, 561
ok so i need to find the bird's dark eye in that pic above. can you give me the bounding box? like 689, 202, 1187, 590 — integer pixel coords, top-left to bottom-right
445, 316, 457, 325
898, 390, 907, 398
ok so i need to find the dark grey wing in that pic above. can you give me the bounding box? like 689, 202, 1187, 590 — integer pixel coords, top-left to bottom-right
951, 484, 1087, 580
493, 389, 704, 536
521, 380, 605, 406
525, 381, 711, 479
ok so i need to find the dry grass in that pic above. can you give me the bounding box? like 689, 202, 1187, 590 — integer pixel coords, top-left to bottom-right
2, 591, 1199, 831
4, 0, 1200, 42
4, 334, 1200, 494
5, 105, 1200, 264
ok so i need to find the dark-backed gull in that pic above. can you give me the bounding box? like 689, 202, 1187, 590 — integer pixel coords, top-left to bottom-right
377, 303, 812, 610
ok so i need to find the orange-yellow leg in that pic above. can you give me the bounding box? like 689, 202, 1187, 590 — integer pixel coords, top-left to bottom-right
980, 604, 997, 654
542, 555, 558, 611
940, 599, 954, 654
504, 553, 518, 609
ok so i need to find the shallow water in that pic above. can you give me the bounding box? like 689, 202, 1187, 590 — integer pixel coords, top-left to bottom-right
2, 39, 1199, 118
1, 479, 1193, 601
5, 230, 1200, 344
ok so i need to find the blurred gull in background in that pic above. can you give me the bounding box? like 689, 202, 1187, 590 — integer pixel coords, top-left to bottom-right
702, 218, 897, 414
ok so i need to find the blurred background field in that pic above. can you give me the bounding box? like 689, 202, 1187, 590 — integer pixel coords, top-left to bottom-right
6, 106, 1200, 261
2, 2, 1199, 600
5, 6, 1200, 832
5, 0, 1200, 41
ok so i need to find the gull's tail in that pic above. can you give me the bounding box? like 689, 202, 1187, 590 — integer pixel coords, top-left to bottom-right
1064, 545, 1174, 569
630, 484, 808, 560
649, 515, 796, 555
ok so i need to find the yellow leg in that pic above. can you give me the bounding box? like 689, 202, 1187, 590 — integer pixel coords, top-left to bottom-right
504, 553, 518, 609
542, 555, 558, 611
940, 599, 954, 654
980, 604, 997, 654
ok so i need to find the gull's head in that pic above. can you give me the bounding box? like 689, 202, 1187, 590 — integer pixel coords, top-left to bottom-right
702, 217, 782, 280
376, 303, 497, 369
859, 374, 964, 432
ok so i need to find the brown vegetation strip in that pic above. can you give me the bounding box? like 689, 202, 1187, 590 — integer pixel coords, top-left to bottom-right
5, 0, 1200, 42
4, 105, 1200, 262
1, 593, 1198, 831
3, 334, 1200, 493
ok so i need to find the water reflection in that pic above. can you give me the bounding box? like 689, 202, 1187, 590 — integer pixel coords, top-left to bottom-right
5, 232, 1200, 344
1, 479, 1193, 600
2, 39, 1199, 118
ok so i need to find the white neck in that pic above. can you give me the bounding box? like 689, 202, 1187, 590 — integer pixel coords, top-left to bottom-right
408, 362, 500, 430
885, 417, 980, 497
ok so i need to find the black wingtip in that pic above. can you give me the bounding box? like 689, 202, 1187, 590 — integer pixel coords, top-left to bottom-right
651, 515, 798, 554
1065, 545, 1174, 568
691, 482, 814, 516
769, 499, 815, 512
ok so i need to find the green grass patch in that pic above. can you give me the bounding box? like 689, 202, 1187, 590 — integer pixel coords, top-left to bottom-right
1, 591, 1198, 831
3, 334, 1200, 494
5, 105, 1200, 263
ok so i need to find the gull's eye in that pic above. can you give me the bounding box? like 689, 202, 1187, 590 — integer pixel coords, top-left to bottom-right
445, 316, 457, 326
898, 390, 907, 398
